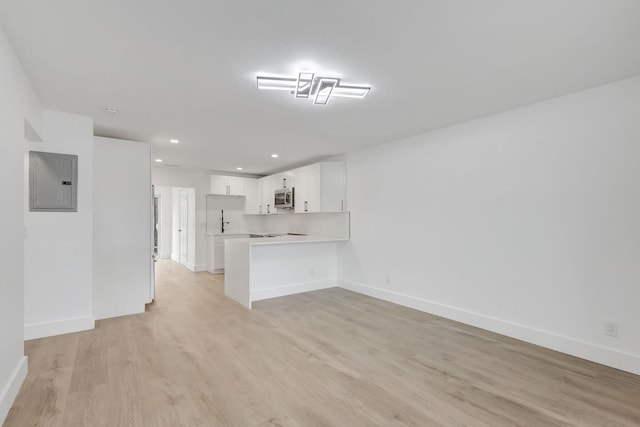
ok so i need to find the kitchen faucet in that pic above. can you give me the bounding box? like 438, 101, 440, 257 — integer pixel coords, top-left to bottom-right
221, 209, 230, 233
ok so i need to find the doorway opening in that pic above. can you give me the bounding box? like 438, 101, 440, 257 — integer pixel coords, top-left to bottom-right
154, 186, 196, 271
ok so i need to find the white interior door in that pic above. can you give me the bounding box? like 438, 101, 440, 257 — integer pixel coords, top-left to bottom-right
179, 189, 189, 265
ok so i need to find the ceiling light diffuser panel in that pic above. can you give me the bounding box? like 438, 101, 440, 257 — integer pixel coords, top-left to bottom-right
257, 70, 370, 105
332, 85, 370, 99
314, 78, 338, 105
256, 76, 297, 91
295, 72, 314, 98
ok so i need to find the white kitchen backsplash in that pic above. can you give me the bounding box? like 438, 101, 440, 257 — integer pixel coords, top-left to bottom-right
264, 211, 350, 239
206, 195, 250, 235
206, 194, 350, 238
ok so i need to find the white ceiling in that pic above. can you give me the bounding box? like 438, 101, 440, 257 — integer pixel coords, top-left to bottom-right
1, 1, 639, 175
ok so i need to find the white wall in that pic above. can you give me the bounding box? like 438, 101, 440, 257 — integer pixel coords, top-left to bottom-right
153, 168, 209, 271
154, 186, 173, 259
187, 188, 196, 269
93, 137, 152, 320
0, 23, 42, 425
339, 76, 640, 375
171, 187, 181, 261
24, 110, 94, 340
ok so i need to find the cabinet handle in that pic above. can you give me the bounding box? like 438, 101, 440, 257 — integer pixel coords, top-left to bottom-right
283, 178, 286, 188
267, 204, 270, 214
341, 200, 344, 211
259, 205, 262, 214
304, 201, 308, 212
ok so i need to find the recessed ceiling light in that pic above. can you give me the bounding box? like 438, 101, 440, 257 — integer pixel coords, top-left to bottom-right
236, 167, 243, 171
155, 158, 163, 163
257, 70, 370, 105
271, 154, 279, 158
170, 139, 179, 144
104, 106, 120, 114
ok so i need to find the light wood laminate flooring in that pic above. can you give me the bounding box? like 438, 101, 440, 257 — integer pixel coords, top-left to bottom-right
5, 260, 640, 426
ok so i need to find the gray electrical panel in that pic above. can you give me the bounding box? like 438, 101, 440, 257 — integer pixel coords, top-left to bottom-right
29, 151, 78, 212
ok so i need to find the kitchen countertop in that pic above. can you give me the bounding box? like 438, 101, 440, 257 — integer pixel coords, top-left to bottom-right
229, 234, 348, 245
207, 232, 343, 242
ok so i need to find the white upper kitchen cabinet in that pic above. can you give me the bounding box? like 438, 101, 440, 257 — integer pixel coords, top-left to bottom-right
244, 178, 260, 214
227, 176, 245, 195
270, 170, 294, 191
209, 175, 246, 196
260, 176, 275, 214
294, 162, 345, 213
293, 165, 310, 213
210, 175, 227, 195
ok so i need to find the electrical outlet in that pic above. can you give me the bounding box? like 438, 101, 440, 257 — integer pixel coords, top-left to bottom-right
605, 321, 618, 337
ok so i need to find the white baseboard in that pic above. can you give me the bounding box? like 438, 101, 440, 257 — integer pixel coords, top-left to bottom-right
252, 279, 337, 302
0, 356, 28, 425
94, 305, 146, 321
24, 315, 95, 340
338, 279, 640, 376
185, 262, 196, 272
194, 264, 207, 272
171, 254, 179, 263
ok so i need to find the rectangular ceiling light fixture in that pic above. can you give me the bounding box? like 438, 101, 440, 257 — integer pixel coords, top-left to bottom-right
314, 78, 339, 105
332, 84, 371, 99
295, 72, 314, 98
256, 76, 297, 91
257, 70, 371, 105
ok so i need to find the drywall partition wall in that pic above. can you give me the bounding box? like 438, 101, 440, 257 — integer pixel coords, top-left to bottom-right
93, 137, 152, 320
154, 186, 173, 259
24, 110, 95, 340
0, 23, 42, 425
339, 76, 640, 375
187, 187, 196, 270
171, 187, 181, 261
153, 167, 208, 271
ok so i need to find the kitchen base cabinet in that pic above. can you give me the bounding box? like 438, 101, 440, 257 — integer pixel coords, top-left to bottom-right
208, 234, 249, 274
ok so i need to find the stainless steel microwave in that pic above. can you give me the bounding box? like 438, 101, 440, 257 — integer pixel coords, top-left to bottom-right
274, 187, 294, 209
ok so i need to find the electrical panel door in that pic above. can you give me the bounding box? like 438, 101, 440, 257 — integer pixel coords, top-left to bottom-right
29, 151, 78, 212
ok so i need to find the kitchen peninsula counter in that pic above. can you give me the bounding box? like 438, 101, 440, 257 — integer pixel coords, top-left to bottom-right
224, 235, 348, 308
